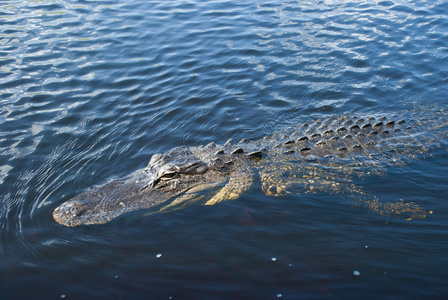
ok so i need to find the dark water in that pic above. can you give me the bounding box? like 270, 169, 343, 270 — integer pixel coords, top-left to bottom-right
1, 0, 447, 299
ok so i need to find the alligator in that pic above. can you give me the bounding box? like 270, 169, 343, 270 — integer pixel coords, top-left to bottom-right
53, 107, 447, 227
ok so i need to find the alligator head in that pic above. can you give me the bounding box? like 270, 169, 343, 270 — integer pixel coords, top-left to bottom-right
53, 146, 224, 227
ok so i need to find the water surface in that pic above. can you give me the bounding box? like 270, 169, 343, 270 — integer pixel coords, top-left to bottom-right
0, 0, 447, 299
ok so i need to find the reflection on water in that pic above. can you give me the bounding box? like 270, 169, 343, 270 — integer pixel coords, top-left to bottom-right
0, 0, 447, 299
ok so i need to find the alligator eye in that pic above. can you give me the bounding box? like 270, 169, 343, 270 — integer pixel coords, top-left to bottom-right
161, 172, 177, 179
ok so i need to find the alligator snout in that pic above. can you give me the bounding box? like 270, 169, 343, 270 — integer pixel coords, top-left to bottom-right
53, 200, 87, 227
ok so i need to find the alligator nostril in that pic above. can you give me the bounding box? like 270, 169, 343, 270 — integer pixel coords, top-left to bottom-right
70, 206, 78, 216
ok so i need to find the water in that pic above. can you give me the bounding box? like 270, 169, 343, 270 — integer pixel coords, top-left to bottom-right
0, 0, 447, 299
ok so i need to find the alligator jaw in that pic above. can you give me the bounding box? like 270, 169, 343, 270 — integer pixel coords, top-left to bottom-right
52, 149, 226, 227
53, 182, 172, 227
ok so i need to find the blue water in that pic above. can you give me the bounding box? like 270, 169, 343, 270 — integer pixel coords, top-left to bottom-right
1, 0, 447, 299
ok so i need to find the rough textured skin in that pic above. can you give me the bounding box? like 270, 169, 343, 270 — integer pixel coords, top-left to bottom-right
53, 107, 447, 227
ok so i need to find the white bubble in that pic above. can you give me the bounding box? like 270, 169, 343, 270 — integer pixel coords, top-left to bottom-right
353, 270, 361, 276
271, 257, 277, 261
61, 295, 66, 299
276, 293, 282, 298
156, 254, 162, 258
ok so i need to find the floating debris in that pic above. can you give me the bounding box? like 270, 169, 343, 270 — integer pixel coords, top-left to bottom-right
353, 270, 361, 276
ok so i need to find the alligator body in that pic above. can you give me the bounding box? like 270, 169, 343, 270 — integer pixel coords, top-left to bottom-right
53, 108, 447, 227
